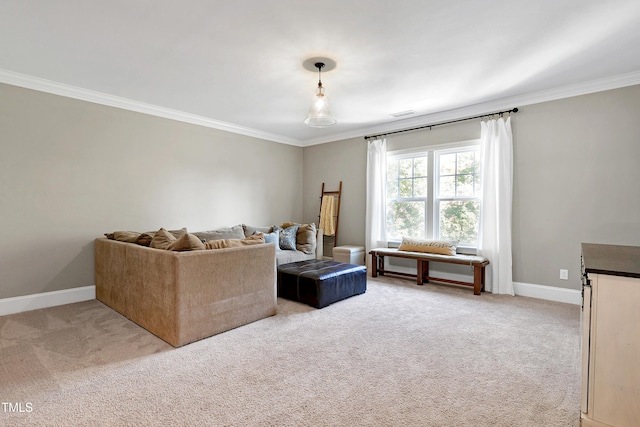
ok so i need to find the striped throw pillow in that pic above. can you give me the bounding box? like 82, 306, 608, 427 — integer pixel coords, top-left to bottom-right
398, 238, 458, 256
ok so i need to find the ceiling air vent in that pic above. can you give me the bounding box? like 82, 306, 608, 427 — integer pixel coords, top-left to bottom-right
390, 110, 415, 118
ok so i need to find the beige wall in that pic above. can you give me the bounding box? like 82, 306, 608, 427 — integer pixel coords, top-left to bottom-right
0, 83, 303, 299
3, 82, 639, 300
513, 86, 640, 288
303, 84, 640, 290
302, 137, 367, 250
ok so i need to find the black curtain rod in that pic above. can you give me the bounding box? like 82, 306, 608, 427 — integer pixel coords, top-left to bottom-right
363, 107, 519, 140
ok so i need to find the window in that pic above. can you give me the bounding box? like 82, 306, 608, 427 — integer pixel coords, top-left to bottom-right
386, 155, 428, 241
385, 142, 481, 247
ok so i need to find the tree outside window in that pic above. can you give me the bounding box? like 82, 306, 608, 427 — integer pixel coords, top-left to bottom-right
386, 156, 428, 241
436, 148, 481, 246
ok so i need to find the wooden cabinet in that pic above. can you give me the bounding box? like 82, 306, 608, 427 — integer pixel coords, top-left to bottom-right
581, 243, 640, 427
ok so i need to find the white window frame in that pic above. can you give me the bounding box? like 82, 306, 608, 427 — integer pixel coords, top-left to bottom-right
386, 140, 480, 250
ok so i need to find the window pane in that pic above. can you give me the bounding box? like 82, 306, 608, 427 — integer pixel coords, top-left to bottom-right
438, 200, 480, 246
457, 151, 476, 174
456, 174, 474, 196
413, 157, 428, 177
414, 177, 428, 197
386, 201, 426, 240
399, 159, 413, 178
399, 178, 413, 198
439, 153, 456, 175
386, 179, 398, 198
439, 175, 455, 197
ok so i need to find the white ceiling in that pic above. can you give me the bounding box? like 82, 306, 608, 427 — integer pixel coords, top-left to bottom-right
2, 1, 640, 146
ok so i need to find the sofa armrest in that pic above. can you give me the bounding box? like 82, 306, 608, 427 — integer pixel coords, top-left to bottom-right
95, 238, 277, 347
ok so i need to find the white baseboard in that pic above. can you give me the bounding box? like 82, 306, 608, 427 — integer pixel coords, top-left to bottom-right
513, 282, 581, 305
0, 286, 96, 317
380, 262, 581, 305
0, 276, 582, 317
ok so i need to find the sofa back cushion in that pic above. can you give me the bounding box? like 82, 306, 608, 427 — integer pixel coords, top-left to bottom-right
193, 225, 244, 242
242, 224, 273, 238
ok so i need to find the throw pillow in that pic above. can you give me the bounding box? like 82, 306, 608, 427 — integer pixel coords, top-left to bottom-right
279, 225, 299, 251
150, 228, 177, 250
204, 234, 265, 250
168, 233, 205, 251
256, 231, 280, 250
296, 223, 317, 254
398, 238, 458, 256
135, 232, 155, 247
168, 228, 188, 238
111, 231, 141, 243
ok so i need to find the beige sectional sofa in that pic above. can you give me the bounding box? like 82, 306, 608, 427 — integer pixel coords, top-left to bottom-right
95, 238, 277, 347
95, 222, 322, 347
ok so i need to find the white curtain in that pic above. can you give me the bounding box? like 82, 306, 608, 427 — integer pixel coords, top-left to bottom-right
365, 138, 387, 270
478, 117, 514, 295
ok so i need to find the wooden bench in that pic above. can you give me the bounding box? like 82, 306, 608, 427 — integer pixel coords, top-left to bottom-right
369, 248, 490, 295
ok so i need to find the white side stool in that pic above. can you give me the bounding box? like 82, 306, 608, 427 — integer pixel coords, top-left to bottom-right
333, 245, 365, 265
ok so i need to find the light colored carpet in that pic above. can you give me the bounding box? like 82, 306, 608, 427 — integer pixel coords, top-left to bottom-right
0, 276, 581, 426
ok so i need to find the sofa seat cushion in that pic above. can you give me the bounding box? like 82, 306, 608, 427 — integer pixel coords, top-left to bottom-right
275, 250, 314, 266
204, 234, 265, 250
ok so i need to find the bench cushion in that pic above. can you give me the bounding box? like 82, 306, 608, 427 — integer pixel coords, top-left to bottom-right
370, 247, 488, 266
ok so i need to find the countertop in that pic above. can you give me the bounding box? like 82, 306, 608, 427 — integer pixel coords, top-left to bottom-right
582, 243, 640, 279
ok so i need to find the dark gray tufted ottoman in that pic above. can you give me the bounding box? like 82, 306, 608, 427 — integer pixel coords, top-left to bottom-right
277, 259, 367, 308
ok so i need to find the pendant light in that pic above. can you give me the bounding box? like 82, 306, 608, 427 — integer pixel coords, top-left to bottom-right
304, 62, 337, 127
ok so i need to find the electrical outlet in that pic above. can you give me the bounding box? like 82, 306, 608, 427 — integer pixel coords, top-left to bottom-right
560, 269, 569, 280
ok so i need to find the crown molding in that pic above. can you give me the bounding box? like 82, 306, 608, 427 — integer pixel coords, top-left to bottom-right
0, 69, 304, 147
301, 70, 640, 146
2, 68, 639, 148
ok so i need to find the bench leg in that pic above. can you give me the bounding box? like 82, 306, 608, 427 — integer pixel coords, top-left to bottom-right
417, 260, 429, 285
423, 261, 429, 284
371, 254, 385, 277
473, 265, 485, 295
371, 253, 378, 277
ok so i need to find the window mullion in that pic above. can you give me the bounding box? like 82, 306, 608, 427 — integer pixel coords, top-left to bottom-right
427, 151, 434, 240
